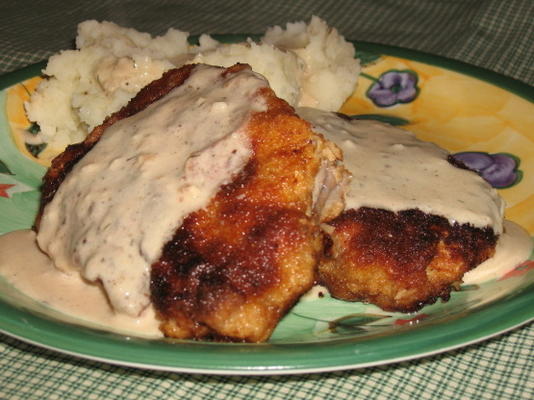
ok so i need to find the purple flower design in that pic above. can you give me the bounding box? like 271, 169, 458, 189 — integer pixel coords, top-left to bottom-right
452, 152, 522, 188
366, 70, 419, 107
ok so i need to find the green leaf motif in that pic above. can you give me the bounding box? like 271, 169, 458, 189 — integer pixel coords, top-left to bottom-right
28, 122, 41, 135
25, 143, 47, 157
328, 313, 390, 334
0, 160, 14, 175
459, 284, 480, 291
351, 114, 410, 126
355, 50, 381, 67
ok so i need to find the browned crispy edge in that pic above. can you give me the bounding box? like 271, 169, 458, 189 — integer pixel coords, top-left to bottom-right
320, 207, 498, 312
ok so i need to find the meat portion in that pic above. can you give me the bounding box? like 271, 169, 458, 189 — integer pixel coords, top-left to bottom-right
297, 108, 502, 313
36, 63, 346, 342
150, 81, 343, 342
319, 208, 497, 312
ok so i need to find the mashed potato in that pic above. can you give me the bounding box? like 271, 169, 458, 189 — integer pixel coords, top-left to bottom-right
192, 37, 304, 107
25, 17, 360, 157
25, 21, 190, 152
263, 16, 359, 111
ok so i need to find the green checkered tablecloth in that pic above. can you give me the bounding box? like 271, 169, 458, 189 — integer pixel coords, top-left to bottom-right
1, 1, 533, 399
1, 328, 533, 399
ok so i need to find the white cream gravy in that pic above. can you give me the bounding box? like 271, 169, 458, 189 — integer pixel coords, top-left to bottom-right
37, 65, 268, 317
0, 230, 162, 338
463, 220, 533, 284
297, 107, 505, 234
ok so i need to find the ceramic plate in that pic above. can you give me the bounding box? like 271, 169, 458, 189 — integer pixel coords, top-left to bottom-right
0, 39, 533, 375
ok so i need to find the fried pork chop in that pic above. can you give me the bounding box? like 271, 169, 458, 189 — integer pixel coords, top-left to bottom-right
150, 71, 345, 342
298, 108, 502, 313
36, 64, 345, 342
320, 207, 497, 312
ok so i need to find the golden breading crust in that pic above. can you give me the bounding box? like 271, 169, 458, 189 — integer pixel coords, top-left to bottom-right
319, 207, 497, 312
150, 69, 327, 342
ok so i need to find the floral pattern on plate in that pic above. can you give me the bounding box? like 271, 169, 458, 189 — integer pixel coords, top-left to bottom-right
452, 151, 522, 188
364, 69, 420, 107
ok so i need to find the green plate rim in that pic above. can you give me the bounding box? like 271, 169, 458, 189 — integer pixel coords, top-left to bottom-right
0, 38, 533, 375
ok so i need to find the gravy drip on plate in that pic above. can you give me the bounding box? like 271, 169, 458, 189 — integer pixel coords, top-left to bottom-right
463, 220, 533, 283
297, 107, 505, 234
0, 230, 162, 337
36, 65, 268, 316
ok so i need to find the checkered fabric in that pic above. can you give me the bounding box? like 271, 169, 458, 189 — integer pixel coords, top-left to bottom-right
0, 1, 533, 399
1, 326, 533, 400
1, 0, 533, 84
